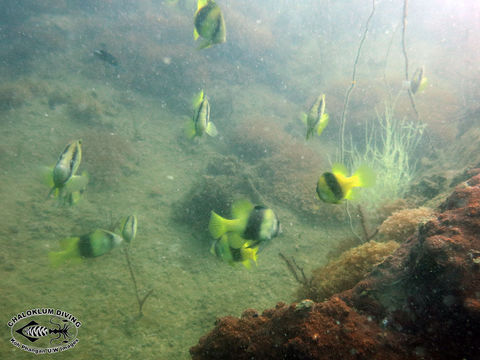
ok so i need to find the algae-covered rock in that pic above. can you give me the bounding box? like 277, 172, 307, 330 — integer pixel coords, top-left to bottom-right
378, 207, 435, 243
299, 240, 399, 302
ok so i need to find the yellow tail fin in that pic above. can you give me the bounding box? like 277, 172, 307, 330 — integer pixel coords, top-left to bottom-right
209, 211, 244, 239
49, 237, 81, 267
209, 211, 228, 239
353, 165, 376, 188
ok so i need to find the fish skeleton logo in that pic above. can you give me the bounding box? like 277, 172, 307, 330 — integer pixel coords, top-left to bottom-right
7, 308, 81, 354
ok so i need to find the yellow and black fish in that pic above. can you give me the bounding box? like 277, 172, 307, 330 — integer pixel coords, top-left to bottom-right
49, 229, 124, 267
47, 140, 82, 198
209, 200, 280, 249
316, 163, 376, 204
302, 94, 329, 140
193, 0, 226, 49
120, 215, 137, 243
210, 233, 258, 269
185, 90, 218, 138
410, 66, 428, 94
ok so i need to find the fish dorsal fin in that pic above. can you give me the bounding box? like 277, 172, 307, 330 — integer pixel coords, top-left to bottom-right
300, 112, 308, 125
197, 0, 209, 10
331, 163, 349, 177
231, 199, 253, 220
192, 89, 204, 109
59, 237, 79, 250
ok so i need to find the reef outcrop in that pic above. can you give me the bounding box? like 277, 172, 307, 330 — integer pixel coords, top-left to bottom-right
190, 171, 480, 360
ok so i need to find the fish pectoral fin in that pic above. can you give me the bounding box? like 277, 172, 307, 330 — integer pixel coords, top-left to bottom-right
228, 233, 246, 249
197, 40, 213, 50
241, 259, 252, 269
64, 173, 89, 193
317, 113, 329, 135
193, 27, 200, 41
344, 187, 359, 201
205, 122, 218, 137
197, 0, 209, 11
417, 77, 428, 93
300, 112, 308, 125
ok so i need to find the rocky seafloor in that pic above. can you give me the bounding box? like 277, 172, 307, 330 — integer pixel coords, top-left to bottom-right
190, 170, 480, 360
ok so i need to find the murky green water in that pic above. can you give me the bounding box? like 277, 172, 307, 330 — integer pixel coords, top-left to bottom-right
1, 0, 479, 359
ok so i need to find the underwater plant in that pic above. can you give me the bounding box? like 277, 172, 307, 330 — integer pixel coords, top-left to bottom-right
378, 207, 435, 243
117, 215, 153, 319
297, 240, 399, 302
346, 101, 425, 209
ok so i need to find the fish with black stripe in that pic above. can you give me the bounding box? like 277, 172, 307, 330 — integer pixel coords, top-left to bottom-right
47, 140, 82, 198
301, 93, 330, 140
185, 89, 218, 138
49, 229, 123, 267
194, 0, 226, 49
209, 199, 280, 251
316, 163, 376, 204
119, 215, 137, 243
410, 66, 428, 94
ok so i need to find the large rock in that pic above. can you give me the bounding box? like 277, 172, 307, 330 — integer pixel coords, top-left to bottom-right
190, 172, 480, 360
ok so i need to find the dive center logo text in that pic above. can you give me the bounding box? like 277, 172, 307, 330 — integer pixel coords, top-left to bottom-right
7, 308, 81, 354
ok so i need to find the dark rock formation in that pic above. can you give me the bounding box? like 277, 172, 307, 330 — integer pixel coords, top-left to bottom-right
191, 172, 480, 360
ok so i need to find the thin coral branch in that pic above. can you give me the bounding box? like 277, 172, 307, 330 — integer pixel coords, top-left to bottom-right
401, 0, 419, 118
279, 252, 310, 286
124, 246, 152, 318
339, 0, 376, 163
357, 205, 379, 242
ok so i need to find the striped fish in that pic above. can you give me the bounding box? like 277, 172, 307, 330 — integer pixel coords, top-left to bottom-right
304, 94, 329, 140
48, 140, 82, 198
121, 215, 138, 243
186, 90, 218, 138
193, 0, 226, 49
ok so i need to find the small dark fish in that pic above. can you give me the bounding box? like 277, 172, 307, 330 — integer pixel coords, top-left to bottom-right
93, 49, 119, 66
